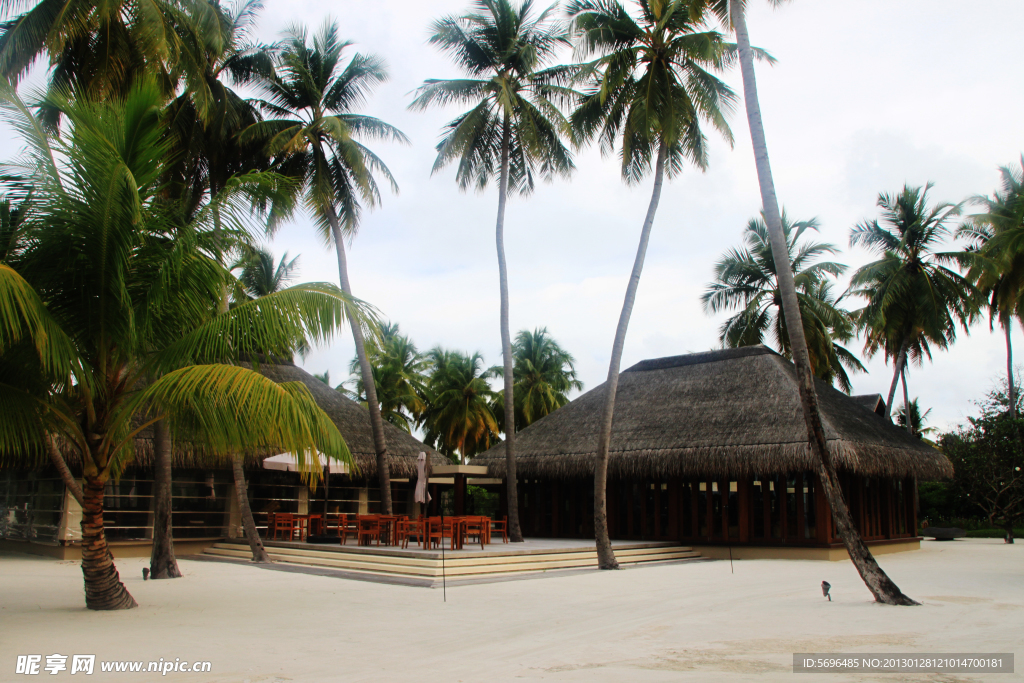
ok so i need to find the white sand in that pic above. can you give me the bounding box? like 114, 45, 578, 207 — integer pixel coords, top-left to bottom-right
1, 539, 1021, 682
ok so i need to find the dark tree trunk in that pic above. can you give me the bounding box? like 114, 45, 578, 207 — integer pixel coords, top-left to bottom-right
232, 456, 270, 562
901, 366, 912, 434
149, 420, 181, 579
496, 115, 524, 543
80, 477, 137, 610
593, 141, 668, 570
47, 434, 83, 507
886, 337, 910, 419
1006, 318, 1016, 420
326, 208, 393, 515
1005, 522, 1015, 544
731, 0, 917, 605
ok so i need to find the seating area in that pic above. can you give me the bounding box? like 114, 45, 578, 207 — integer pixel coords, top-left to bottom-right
264, 512, 509, 550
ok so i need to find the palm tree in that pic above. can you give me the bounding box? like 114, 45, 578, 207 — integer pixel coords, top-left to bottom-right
848, 184, 978, 421
410, 0, 575, 542
713, 0, 919, 604
0, 82, 366, 609
246, 21, 408, 514
236, 247, 300, 299
346, 323, 428, 434
422, 349, 500, 463
894, 398, 936, 440
958, 157, 1024, 420
567, 0, 736, 569
493, 327, 582, 431
701, 211, 864, 392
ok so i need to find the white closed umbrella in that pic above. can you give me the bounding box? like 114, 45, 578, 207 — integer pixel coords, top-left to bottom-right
414, 452, 431, 504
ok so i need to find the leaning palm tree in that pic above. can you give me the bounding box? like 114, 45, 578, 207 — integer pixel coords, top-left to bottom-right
0, 82, 366, 609
246, 21, 408, 514
422, 348, 500, 463
493, 327, 583, 431
714, 0, 924, 604
702, 211, 864, 392
957, 157, 1024, 420
568, 0, 736, 569
409, 0, 575, 542
848, 185, 978, 420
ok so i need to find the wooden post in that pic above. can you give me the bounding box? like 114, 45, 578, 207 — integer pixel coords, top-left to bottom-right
738, 478, 750, 543
453, 474, 466, 516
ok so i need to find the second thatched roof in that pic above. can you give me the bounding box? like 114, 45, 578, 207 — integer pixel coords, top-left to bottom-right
472, 346, 951, 481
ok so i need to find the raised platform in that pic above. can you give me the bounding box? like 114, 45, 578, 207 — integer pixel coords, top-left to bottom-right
200, 538, 704, 585
692, 537, 921, 561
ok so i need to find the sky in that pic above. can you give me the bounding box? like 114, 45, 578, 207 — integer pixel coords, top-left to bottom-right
7, 0, 1024, 433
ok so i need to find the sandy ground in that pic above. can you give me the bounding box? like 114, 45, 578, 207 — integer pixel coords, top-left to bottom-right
1, 539, 1021, 683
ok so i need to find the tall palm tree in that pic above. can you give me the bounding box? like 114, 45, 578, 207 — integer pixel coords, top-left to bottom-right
345, 323, 429, 434
422, 348, 501, 463
0, 82, 364, 609
246, 21, 408, 514
894, 398, 936, 440
568, 0, 736, 569
493, 327, 583, 431
715, 0, 922, 604
848, 184, 978, 420
958, 158, 1024, 420
702, 211, 864, 392
410, 0, 575, 542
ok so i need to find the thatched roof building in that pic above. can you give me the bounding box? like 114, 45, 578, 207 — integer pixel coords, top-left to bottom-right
473, 346, 951, 481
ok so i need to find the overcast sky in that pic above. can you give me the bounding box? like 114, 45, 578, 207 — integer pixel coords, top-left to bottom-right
8, 0, 1023, 432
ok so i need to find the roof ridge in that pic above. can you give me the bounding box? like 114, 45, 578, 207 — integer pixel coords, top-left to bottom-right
623, 345, 777, 373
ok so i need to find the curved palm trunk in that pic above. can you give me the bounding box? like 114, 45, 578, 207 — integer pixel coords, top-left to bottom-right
901, 366, 912, 434
232, 456, 270, 562
81, 476, 137, 609
594, 141, 668, 570
326, 208, 393, 515
496, 116, 523, 543
731, 0, 916, 605
886, 336, 910, 419
149, 420, 181, 578
1006, 318, 1016, 420
47, 434, 83, 506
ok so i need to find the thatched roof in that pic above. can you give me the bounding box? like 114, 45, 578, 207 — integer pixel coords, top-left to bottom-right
472, 346, 951, 481
57, 362, 445, 478
851, 394, 886, 416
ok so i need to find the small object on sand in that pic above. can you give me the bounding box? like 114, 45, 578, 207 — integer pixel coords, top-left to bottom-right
142, 568, 149, 581
922, 527, 965, 541
821, 581, 831, 601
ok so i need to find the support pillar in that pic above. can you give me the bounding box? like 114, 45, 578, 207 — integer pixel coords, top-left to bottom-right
454, 474, 466, 516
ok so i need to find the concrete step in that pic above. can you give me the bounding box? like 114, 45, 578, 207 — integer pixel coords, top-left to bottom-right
202, 541, 703, 579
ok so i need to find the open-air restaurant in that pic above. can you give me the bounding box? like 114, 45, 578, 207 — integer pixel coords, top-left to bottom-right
265, 512, 510, 550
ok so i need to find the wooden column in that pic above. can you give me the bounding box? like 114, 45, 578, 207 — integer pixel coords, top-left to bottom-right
815, 474, 830, 545
453, 474, 466, 516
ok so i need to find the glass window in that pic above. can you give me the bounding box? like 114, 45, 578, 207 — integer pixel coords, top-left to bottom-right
659, 482, 670, 538
727, 481, 739, 538
680, 481, 693, 538
752, 479, 765, 539
786, 475, 799, 539
697, 482, 708, 538
769, 478, 782, 539
711, 481, 723, 539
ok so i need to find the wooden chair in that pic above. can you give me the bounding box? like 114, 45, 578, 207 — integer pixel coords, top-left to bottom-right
398, 518, 426, 549
490, 516, 509, 543
463, 516, 487, 549
263, 512, 276, 539
272, 513, 297, 541
427, 517, 461, 550
307, 514, 324, 537
357, 516, 382, 546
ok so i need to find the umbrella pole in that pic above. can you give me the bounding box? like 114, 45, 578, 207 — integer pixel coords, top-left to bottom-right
441, 500, 446, 602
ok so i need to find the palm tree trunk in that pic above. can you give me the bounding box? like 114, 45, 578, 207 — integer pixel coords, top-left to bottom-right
1006, 318, 1016, 420
232, 456, 270, 562
886, 336, 910, 418
496, 115, 524, 543
80, 476, 137, 609
731, 0, 916, 605
901, 366, 912, 434
149, 420, 181, 579
594, 141, 668, 570
47, 434, 83, 506
326, 207, 393, 515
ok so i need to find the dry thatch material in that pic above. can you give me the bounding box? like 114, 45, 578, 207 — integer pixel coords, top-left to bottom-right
472, 346, 952, 481
57, 362, 445, 479
851, 393, 886, 415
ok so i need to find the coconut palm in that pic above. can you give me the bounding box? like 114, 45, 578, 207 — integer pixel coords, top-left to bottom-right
894, 398, 935, 439
410, 0, 575, 542
702, 212, 864, 392
236, 247, 300, 299
711, 0, 919, 604
422, 349, 500, 463
346, 323, 429, 434
0, 82, 369, 609
567, 0, 736, 568
245, 21, 408, 514
493, 327, 583, 431
957, 157, 1024, 420
848, 184, 978, 421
